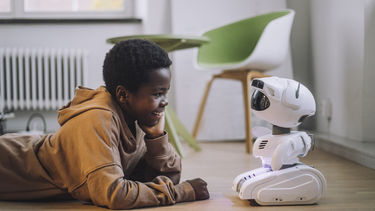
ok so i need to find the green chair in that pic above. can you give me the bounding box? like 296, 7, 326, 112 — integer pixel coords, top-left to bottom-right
192, 9, 295, 153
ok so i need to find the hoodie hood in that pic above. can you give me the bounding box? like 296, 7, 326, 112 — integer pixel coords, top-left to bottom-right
58, 86, 119, 126
57, 86, 142, 154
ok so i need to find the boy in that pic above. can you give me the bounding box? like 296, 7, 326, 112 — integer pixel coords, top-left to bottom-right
0, 39, 209, 209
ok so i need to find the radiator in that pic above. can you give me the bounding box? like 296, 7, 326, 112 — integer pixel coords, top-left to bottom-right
0, 48, 88, 113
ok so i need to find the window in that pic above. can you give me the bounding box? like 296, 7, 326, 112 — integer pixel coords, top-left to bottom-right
0, 0, 135, 19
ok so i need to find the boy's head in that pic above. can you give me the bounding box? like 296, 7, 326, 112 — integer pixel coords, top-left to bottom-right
103, 39, 172, 97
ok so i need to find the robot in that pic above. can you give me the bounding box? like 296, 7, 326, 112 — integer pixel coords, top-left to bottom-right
232, 76, 326, 205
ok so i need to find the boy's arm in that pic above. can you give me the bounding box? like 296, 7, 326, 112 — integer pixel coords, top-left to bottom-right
136, 113, 181, 184
135, 113, 210, 201
142, 132, 182, 184
61, 110, 205, 209
74, 111, 195, 209
86, 165, 195, 209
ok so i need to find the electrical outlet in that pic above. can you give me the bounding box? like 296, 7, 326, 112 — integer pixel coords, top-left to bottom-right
320, 98, 332, 121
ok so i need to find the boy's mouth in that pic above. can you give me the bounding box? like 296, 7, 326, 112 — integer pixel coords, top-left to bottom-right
152, 111, 163, 118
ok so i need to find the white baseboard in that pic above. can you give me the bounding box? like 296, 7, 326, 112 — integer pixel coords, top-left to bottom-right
315, 132, 375, 169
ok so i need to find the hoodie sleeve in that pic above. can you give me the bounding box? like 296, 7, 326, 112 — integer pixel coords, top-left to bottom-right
86, 165, 195, 209
69, 110, 195, 209
129, 133, 182, 185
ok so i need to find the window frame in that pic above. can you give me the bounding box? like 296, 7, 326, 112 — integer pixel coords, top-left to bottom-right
0, 0, 136, 19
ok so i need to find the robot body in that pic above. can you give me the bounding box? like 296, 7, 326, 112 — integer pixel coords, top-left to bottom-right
233, 77, 327, 205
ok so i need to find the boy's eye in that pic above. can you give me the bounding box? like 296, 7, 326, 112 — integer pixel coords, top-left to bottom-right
153, 93, 163, 97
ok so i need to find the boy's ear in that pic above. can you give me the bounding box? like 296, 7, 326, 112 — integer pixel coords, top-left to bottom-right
115, 85, 128, 103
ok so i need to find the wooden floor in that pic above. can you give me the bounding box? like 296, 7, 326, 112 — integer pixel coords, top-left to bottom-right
1, 141, 375, 210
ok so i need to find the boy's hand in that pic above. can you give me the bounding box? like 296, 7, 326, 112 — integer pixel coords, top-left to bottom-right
140, 112, 165, 139
186, 178, 210, 200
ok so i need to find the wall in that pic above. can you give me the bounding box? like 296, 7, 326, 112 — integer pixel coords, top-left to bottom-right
363, 0, 375, 142
310, 0, 372, 142
286, 0, 315, 130
170, 0, 293, 141
277, 0, 375, 144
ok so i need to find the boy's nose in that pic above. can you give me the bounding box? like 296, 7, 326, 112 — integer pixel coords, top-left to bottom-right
160, 98, 168, 107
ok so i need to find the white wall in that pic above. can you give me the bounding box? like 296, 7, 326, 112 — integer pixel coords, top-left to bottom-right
310, 0, 374, 142
285, 0, 315, 130
363, 0, 375, 142
170, 0, 293, 141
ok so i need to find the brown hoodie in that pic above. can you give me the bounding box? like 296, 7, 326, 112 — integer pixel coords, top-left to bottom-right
0, 86, 195, 209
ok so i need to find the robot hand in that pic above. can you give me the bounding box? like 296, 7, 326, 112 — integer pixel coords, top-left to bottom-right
271, 132, 311, 170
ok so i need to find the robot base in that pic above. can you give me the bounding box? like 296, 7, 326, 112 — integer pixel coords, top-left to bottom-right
233, 164, 326, 205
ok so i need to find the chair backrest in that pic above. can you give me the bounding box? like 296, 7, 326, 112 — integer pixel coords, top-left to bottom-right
197, 9, 295, 71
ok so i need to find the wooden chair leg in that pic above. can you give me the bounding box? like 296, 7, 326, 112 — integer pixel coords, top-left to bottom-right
244, 71, 270, 153
193, 76, 216, 138
242, 73, 253, 153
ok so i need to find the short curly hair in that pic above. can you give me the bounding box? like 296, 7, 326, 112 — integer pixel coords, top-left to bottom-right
103, 39, 172, 97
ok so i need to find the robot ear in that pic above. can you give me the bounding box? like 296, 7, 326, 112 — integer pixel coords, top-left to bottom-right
296, 83, 301, 98
263, 83, 283, 101
281, 80, 302, 110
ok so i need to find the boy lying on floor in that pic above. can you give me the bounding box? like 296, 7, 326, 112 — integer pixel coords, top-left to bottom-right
0, 39, 209, 209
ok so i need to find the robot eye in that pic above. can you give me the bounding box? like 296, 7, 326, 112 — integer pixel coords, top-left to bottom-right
251, 90, 270, 111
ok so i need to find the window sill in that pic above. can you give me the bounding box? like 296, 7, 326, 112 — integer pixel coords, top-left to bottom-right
0, 18, 142, 24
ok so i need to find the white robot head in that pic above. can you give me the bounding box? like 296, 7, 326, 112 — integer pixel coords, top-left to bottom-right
251, 76, 316, 128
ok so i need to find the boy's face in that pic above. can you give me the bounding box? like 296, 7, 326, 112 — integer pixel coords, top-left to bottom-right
124, 68, 171, 127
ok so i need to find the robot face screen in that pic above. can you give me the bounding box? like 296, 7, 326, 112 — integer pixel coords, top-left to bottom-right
251, 90, 270, 111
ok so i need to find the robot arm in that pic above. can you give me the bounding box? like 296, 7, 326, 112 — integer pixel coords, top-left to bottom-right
271, 133, 311, 170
